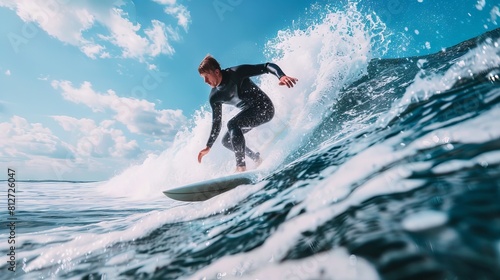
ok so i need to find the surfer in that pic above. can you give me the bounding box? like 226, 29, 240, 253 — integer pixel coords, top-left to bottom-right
197, 55, 298, 172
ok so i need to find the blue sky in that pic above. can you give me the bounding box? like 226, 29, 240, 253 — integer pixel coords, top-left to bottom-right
0, 0, 497, 181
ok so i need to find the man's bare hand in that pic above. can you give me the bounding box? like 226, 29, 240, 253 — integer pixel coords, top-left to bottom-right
198, 147, 211, 163
279, 75, 298, 88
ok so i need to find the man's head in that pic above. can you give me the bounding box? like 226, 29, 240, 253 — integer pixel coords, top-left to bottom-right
198, 54, 221, 74
199, 54, 222, 88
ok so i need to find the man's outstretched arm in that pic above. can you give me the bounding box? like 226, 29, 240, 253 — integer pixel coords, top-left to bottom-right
233, 63, 298, 87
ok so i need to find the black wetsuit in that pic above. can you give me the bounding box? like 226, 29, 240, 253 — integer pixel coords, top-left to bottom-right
206, 63, 286, 167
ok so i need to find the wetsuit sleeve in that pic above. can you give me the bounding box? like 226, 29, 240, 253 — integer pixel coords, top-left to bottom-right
233, 63, 286, 80
264, 63, 286, 79
206, 101, 222, 148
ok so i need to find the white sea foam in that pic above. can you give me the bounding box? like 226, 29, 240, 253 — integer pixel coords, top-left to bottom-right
186, 247, 379, 280
20, 180, 267, 274
402, 210, 448, 232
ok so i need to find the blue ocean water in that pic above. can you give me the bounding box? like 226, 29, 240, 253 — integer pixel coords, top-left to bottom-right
1, 1, 500, 279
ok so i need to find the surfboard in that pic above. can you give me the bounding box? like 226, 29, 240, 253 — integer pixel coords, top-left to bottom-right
163, 171, 260, 202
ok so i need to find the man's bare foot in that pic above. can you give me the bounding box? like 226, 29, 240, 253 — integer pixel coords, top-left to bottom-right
235, 166, 247, 173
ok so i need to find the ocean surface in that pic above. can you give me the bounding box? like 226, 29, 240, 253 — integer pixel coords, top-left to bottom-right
2, 2, 500, 279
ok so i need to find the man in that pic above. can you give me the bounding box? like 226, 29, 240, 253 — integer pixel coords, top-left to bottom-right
197, 54, 298, 172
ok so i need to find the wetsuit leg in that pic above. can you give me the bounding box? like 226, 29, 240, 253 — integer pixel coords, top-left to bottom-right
222, 128, 260, 161
222, 102, 274, 167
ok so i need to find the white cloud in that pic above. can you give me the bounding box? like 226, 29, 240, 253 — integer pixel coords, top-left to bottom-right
152, 0, 191, 31
5, 69, 11, 76
0, 115, 73, 159
98, 11, 176, 59
51, 80, 187, 137
99, 7, 151, 59
0, 115, 144, 180
1, 0, 97, 46
164, 4, 191, 31
80, 43, 106, 59
147, 63, 158, 70
0, 0, 191, 61
52, 116, 142, 159
38, 74, 49, 80
145, 20, 175, 57
153, 0, 177, 4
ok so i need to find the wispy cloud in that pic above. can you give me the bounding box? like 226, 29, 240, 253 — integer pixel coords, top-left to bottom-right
5, 69, 11, 76
0, 0, 192, 61
152, 0, 191, 31
51, 80, 187, 138
37, 74, 49, 81
164, 4, 191, 31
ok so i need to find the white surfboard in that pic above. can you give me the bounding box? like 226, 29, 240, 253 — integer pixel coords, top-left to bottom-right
163, 171, 260, 202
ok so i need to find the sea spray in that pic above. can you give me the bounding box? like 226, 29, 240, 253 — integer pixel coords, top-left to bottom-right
258, 2, 391, 167
377, 35, 500, 128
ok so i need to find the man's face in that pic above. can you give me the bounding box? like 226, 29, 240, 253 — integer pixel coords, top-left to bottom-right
200, 70, 220, 88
